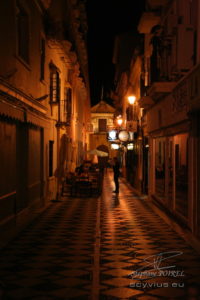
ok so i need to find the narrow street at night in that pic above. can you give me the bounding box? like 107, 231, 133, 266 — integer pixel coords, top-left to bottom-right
1, 0, 200, 298
0, 173, 200, 299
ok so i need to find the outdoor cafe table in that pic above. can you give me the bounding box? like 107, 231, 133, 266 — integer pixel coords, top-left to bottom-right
70, 171, 102, 197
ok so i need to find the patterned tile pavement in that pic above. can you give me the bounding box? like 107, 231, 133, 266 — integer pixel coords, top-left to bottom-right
0, 196, 98, 299
99, 173, 200, 299
0, 171, 200, 299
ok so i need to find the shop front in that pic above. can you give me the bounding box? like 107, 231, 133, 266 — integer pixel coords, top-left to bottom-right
147, 75, 191, 225
147, 65, 200, 240
153, 133, 189, 220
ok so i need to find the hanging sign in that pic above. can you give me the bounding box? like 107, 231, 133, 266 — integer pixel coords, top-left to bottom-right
118, 130, 129, 142
107, 129, 118, 141
111, 143, 120, 150
127, 143, 134, 150
129, 131, 135, 141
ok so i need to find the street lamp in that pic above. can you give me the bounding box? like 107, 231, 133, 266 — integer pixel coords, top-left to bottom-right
128, 95, 136, 105
116, 115, 123, 126
127, 95, 137, 122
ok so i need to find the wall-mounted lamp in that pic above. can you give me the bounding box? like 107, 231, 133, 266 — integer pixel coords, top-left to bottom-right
128, 95, 136, 105
116, 115, 123, 126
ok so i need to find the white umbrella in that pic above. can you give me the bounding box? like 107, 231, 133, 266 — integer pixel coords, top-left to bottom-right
87, 149, 108, 157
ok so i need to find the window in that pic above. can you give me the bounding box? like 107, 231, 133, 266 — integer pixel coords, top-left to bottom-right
98, 119, 107, 132
49, 141, 54, 177
50, 64, 60, 103
17, 3, 29, 63
59, 88, 71, 124
40, 38, 45, 80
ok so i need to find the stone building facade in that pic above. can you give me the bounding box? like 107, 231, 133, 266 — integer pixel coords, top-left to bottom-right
90, 100, 116, 160
112, 0, 200, 239
0, 0, 90, 245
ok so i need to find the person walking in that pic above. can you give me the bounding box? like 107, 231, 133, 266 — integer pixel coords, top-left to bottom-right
112, 157, 120, 193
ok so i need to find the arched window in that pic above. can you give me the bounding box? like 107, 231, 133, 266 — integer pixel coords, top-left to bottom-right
49, 63, 60, 103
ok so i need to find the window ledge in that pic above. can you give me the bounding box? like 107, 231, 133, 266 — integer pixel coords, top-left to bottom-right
40, 79, 47, 85
49, 101, 59, 105
56, 121, 70, 127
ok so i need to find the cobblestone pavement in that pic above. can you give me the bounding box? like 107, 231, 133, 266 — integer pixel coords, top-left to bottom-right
0, 172, 200, 299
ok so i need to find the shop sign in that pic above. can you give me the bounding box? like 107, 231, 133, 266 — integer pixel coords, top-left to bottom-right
118, 130, 129, 142
107, 129, 118, 141
127, 143, 134, 150
111, 143, 120, 150
129, 131, 135, 141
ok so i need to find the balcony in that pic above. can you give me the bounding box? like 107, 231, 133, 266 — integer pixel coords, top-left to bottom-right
147, 81, 176, 100
138, 96, 154, 109
138, 12, 160, 34
40, 0, 51, 9
147, 0, 168, 9
126, 121, 138, 132
56, 121, 70, 128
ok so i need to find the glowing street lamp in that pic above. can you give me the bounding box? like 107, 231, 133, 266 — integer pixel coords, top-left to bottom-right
117, 118, 123, 126
128, 95, 136, 105
128, 95, 137, 122
116, 115, 123, 126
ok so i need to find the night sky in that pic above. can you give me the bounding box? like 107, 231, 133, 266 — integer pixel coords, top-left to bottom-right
86, 0, 146, 106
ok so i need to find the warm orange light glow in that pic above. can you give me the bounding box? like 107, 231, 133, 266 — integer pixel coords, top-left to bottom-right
117, 118, 123, 126
128, 95, 136, 105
